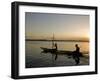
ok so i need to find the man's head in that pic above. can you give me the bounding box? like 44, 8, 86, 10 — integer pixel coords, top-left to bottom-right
75, 44, 78, 47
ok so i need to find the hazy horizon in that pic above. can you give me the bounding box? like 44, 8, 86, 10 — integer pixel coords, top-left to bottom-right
25, 12, 89, 41
25, 36, 89, 41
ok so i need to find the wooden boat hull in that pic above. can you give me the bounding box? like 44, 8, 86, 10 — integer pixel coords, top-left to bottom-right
40, 47, 83, 57
40, 47, 57, 52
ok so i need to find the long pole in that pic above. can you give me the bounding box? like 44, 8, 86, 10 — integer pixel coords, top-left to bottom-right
52, 33, 55, 65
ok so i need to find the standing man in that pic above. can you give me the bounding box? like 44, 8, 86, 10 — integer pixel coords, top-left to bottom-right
73, 44, 80, 65
55, 43, 58, 51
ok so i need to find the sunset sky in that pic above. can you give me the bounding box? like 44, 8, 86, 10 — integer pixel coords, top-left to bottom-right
25, 12, 89, 41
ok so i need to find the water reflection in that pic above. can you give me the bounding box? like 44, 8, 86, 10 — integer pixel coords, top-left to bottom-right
25, 41, 89, 68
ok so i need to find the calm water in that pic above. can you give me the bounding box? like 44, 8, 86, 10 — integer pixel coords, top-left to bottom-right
25, 41, 89, 68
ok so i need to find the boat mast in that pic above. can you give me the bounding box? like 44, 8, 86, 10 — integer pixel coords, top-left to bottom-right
52, 33, 55, 65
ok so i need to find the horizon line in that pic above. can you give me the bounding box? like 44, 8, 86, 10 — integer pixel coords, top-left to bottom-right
25, 39, 89, 42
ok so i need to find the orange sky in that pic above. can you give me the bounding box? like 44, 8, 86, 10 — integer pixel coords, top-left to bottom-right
25, 12, 89, 41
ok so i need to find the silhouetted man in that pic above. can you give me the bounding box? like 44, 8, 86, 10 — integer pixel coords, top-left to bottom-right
55, 43, 58, 51
73, 44, 80, 65
54, 43, 58, 60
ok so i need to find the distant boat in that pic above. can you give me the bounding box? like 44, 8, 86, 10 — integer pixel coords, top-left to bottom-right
40, 34, 88, 57
40, 47, 84, 57
40, 34, 56, 52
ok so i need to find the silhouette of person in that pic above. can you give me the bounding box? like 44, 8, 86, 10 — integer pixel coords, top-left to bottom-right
75, 44, 80, 52
54, 43, 58, 51
73, 44, 80, 65
54, 43, 58, 60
